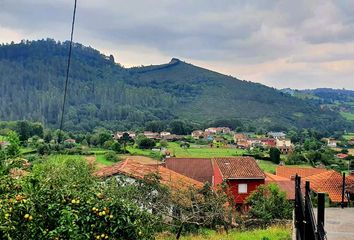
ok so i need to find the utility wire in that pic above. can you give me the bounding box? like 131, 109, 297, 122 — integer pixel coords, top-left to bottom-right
58, 0, 78, 143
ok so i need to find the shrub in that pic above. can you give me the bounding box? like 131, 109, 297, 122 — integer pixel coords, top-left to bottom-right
0, 157, 158, 239
104, 151, 119, 162
246, 184, 292, 221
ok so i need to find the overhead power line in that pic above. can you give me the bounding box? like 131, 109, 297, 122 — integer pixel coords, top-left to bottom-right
58, 0, 78, 143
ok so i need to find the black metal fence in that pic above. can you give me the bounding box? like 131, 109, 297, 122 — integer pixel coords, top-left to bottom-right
294, 175, 327, 240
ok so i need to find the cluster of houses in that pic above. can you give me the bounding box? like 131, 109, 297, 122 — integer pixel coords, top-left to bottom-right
233, 132, 293, 154
95, 156, 354, 210
113, 131, 184, 141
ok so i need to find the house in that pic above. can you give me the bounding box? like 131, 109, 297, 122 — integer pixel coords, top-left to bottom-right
213, 157, 265, 206
267, 131, 286, 139
127, 131, 136, 139
160, 131, 171, 138
95, 158, 203, 192
276, 166, 328, 180
165, 157, 265, 206
143, 131, 160, 139
327, 138, 337, 148
276, 166, 354, 204
164, 158, 214, 183
276, 139, 293, 154
233, 133, 247, 142
260, 138, 277, 148
114, 131, 136, 140
265, 173, 295, 200
336, 153, 348, 159
191, 130, 204, 139
205, 127, 231, 135
64, 138, 76, 144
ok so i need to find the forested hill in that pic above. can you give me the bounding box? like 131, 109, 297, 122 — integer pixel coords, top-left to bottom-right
0, 39, 351, 133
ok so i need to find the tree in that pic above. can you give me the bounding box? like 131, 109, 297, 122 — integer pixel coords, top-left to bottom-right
246, 184, 292, 221
6, 131, 20, 157
137, 137, 155, 149
120, 132, 131, 153
159, 139, 168, 148
110, 141, 122, 153
269, 147, 281, 164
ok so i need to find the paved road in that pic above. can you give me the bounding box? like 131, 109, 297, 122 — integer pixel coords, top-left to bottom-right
315, 208, 354, 240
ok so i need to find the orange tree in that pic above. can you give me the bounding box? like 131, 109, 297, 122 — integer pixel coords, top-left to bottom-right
0, 157, 159, 240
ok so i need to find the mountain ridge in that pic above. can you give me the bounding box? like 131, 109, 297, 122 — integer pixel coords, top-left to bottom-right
0, 39, 351, 133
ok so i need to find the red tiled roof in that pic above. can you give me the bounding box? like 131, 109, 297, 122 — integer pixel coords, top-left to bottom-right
265, 173, 295, 200
94, 159, 203, 191
214, 157, 265, 179
164, 158, 213, 183
276, 166, 328, 179
303, 170, 346, 203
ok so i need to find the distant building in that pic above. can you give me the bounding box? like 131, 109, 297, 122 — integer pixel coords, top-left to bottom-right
268, 132, 286, 139
114, 131, 136, 140
327, 138, 337, 148
160, 131, 171, 138
205, 127, 231, 135
64, 138, 76, 144
143, 131, 160, 139
191, 130, 204, 139
276, 139, 293, 154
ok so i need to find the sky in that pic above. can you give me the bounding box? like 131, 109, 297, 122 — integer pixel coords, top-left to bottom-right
1, 0, 354, 89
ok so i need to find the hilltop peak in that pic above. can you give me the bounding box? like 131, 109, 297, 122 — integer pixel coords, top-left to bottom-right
169, 58, 181, 64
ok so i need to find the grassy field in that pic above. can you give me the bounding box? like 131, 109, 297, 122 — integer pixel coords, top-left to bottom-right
340, 111, 354, 121
343, 133, 354, 140
257, 160, 278, 174
168, 142, 245, 158
95, 154, 115, 166
157, 225, 291, 240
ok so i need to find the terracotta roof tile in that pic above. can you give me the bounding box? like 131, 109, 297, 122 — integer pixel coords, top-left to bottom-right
304, 170, 345, 203
94, 159, 203, 191
214, 157, 265, 179
164, 158, 213, 183
276, 166, 328, 179
265, 173, 295, 200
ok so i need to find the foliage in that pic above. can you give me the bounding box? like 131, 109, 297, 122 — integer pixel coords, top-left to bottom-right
104, 151, 120, 162
156, 225, 291, 240
269, 147, 281, 164
0, 40, 352, 133
136, 137, 156, 149
246, 184, 292, 221
0, 156, 158, 239
6, 131, 20, 157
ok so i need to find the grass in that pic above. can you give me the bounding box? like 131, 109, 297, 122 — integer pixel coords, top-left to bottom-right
95, 154, 115, 166
0, 135, 7, 141
157, 225, 291, 240
257, 160, 278, 174
126, 146, 162, 159
340, 111, 354, 121
343, 133, 354, 140
168, 142, 245, 158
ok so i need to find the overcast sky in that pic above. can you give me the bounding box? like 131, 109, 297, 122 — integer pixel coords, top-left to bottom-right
1, 0, 354, 89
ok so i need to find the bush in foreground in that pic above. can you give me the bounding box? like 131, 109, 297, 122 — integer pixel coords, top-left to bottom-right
0, 156, 158, 239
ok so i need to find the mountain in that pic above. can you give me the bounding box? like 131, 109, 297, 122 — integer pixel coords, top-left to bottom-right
282, 88, 354, 122
0, 39, 352, 133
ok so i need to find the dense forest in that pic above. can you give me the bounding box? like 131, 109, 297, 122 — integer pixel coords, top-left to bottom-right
0, 39, 352, 133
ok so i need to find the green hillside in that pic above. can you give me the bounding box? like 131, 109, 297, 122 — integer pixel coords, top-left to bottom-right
0, 39, 351, 132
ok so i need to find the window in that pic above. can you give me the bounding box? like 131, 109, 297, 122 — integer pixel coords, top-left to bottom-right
238, 183, 247, 194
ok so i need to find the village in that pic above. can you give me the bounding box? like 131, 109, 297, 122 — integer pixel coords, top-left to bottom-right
1, 123, 354, 239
